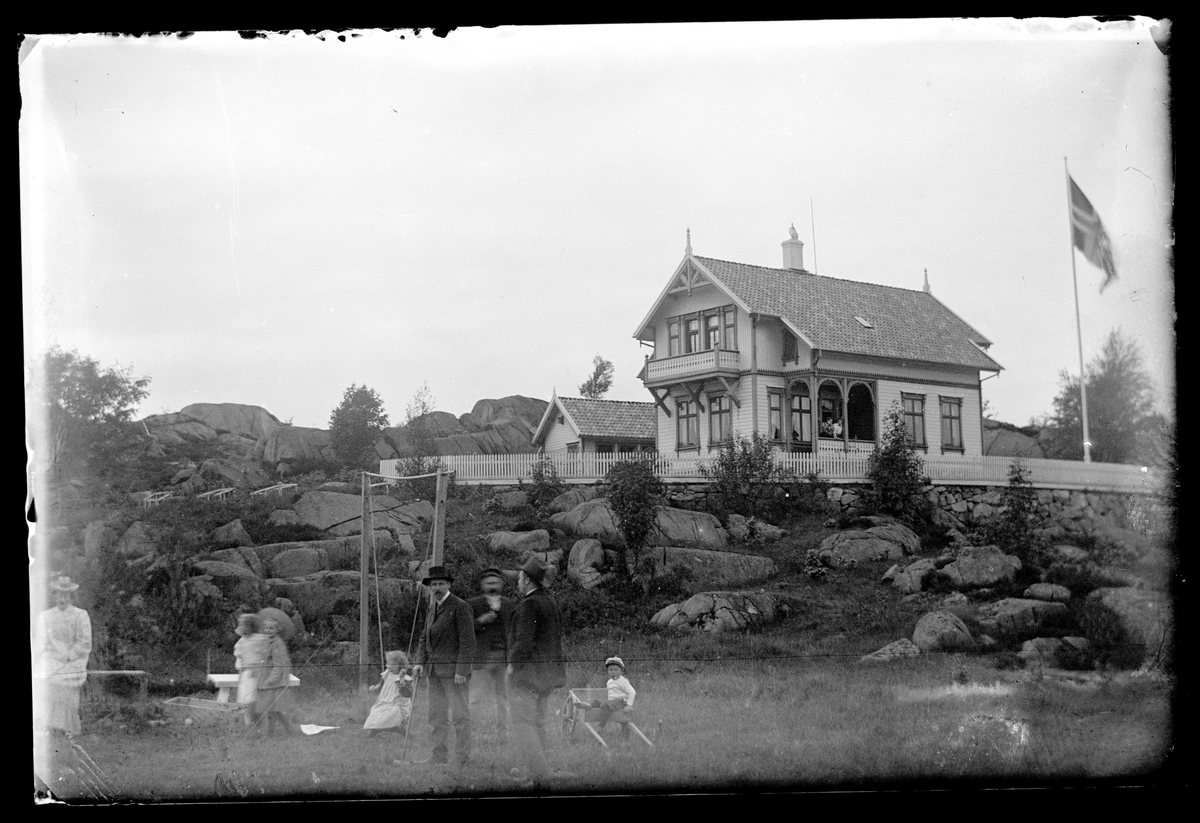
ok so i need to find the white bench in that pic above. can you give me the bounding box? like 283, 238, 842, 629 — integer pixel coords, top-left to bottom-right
207, 673, 301, 703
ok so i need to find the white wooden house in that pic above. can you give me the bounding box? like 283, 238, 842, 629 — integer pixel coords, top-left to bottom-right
634, 229, 1003, 456
532, 392, 657, 454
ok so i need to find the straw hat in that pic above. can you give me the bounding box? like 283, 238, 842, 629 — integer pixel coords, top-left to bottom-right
256, 607, 296, 640
49, 575, 80, 592
604, 656, 626, 671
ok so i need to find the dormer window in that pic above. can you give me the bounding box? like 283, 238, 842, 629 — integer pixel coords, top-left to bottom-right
854, 316, 874, 329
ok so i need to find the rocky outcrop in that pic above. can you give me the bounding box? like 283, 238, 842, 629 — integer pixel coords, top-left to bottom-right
293, 491, 432, 538
266, 571, 416, 627
486, 530, 550, 554
642, 546, 776, 591
726, 515, 787, 543
912, 611, 975, 652
935, 546, 1022, 591
116, 522, 163, 558
860, 638, 921, 663
891, 557, 949, 595
177, 403, 284, 440
211, 519, 254, 548
489, 491, 530, 512
549, 499, 728, 551
650, 592, 789, 633
976, 598, 1071, 641
1018, 636, 1091, 668
549, 498, 620, 543
268, 510, 300, 526
191, 560, 268, 604
1086, 587, 1173, 668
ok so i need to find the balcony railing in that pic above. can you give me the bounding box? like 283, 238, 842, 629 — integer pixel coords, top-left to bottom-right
644, 349, 740, 383
380, 453, 1161, 493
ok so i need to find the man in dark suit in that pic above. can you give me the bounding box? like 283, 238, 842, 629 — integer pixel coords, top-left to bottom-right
467, 567, 516, 744
413, 565, 476, 767
506, 557, 566, 781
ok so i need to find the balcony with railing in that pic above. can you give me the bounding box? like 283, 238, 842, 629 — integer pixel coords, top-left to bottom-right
643, 349, 740, 385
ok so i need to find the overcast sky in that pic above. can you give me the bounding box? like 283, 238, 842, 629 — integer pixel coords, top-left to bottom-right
21, 21, 1173, 435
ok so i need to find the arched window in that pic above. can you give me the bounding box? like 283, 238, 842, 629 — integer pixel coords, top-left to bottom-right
818, 381, 843, 438
847, 383, 876, 442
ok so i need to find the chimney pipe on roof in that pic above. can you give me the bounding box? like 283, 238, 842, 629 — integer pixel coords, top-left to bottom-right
782, 224, 804, 270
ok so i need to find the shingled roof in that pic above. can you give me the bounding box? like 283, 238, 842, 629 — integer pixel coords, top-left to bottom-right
678, 256, 1001, 372
555, 397, 657, 441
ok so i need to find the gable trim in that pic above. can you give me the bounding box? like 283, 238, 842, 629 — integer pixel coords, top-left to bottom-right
632, 254, 752, 341
531, 390, 582, 447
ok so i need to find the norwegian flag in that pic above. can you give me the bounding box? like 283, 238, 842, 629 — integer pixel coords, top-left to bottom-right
1069, 175, 1118, 291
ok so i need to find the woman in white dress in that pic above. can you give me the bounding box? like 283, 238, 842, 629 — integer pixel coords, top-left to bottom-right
364, 651, 414, 735
34, 576, 92, 736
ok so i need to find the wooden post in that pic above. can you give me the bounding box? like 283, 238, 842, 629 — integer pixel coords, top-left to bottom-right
359, 473, 371, 693
430, 469, 448, 566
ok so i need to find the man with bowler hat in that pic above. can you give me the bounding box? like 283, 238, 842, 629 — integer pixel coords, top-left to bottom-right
467, 567, 515, 744
507, 557, 566, 782
413, 565, 476, 767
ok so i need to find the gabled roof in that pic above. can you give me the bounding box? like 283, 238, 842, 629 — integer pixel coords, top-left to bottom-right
635, 253, 1003, 372
533, 391, 657, 446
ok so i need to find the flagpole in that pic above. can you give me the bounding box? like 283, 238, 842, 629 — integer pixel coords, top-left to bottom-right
1065, 157, 1092, 463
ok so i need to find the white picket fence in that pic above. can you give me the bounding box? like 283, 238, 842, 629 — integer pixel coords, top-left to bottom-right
380, 453, 1160, 493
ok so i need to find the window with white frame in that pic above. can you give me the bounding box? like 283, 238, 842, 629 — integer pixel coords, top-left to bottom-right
664, 305, 738, 356
768, 390, 784, 441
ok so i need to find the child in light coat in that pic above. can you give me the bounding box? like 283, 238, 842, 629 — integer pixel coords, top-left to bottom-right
233, 613, 268, 727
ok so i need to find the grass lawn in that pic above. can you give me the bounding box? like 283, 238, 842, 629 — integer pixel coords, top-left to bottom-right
35, 649, 1174, 801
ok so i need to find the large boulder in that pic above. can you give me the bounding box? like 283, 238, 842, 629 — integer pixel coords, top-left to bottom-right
269, 547, 328, 578
935, 545, 1022, 591
268, 509, 300, 526
860, 638, 921, 663
1023, 583, 1072, 602
208, 547, 266, 576
567, 538, 614, 589
262, 426, 334, 466
548, 499, 730, 551
293, 491, 432, 538
1086, 587, 1173, 669
818, 522, 920, 563
490, 491, 530, 512
266, 570, 415, 623
727, 515, 787, 543
486, 530, 550, 554
198, 457, 272, 488
651, 508, 729, 551
912, 611, 975, 652
191, 560, 268, 604
116, 522, 162, 558
892, 557, 945, 595
650, 592, 788, 633
548, 486, 602, 514
210, 519, 254, 548
642, 546, 776, 591
249, 532, 400, 575
976, 598, 1071, 641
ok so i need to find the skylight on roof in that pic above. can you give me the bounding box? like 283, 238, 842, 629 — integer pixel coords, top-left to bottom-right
854, 316, 874, 329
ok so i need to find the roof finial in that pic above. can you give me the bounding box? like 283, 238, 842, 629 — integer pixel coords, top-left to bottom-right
789, 223, 799, 241
923, 267, 931, 294
685, 227, 692, 256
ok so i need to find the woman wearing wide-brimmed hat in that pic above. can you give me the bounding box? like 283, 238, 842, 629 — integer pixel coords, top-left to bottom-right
253, 611, 297, 736
34, 576, 92, 736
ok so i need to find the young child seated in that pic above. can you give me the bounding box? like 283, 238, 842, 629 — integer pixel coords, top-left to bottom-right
364, 650, 415, 736
580, 656, 636, 738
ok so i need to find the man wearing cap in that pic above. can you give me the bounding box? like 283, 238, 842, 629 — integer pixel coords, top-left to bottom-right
506, 557, 566, 781
413, 566, 476, 767
467, 568, 515, 744
34, 576, 92, 736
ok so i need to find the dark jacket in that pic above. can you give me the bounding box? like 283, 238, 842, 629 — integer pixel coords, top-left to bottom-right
414, 593, 476, 680
509, 586, 566, 694
467, 594, 516, 666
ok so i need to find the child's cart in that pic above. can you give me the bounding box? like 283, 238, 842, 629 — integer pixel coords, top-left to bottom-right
560, 688, 653, 747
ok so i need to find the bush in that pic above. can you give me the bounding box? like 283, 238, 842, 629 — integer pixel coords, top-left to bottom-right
527, 456, 566, 512
605, 457, 665, 574
981, 459, 1049, 568
1073, 599, 1146, 671
866, 404, 927, 520
700, 433, 795, 518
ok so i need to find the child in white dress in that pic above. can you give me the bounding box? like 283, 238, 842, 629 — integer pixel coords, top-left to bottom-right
364, 651, 415, 736
233, 613, 267, 727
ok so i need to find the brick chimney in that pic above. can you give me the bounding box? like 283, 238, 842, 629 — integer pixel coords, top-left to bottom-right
782, 224, 804, 270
